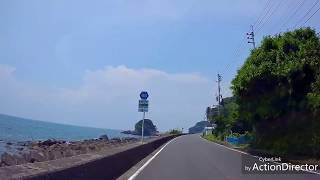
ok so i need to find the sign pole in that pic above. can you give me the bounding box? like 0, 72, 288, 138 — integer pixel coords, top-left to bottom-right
141, 111, 145, 143
138, 91, 149, 144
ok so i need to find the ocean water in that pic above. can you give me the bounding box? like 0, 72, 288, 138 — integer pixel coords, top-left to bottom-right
0, 114, 131, 142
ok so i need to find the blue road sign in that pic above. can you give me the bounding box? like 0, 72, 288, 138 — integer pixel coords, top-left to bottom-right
140, 91, 149, 100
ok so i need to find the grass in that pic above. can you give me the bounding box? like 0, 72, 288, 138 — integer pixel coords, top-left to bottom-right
202, 134, 229, 146
202, 133, 250, 151
168, 129, 182, 135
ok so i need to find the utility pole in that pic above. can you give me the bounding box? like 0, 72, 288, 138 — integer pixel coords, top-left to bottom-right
247, 25, 256, 49
216, 74, 222, 115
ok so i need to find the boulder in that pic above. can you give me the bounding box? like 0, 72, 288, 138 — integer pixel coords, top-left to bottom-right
122, 137, 138, 142
88, 145, 96, 151
48, 150, 63, 160
12, 154, 27, 165
79, 146, 88, 154
99, 134, 109, 141
64, 149, 74, 157
38, 139, 65, 147
110, 137, 121, 143
0, 153, 27, 166
1, 152, 17, 166
121, 130, 134, 134
25, 150, 47, 162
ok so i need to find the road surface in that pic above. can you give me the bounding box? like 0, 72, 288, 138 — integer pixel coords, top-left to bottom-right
132, 134, 319, 180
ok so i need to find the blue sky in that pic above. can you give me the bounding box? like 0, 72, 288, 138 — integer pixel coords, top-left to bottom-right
0, 0, 319, 131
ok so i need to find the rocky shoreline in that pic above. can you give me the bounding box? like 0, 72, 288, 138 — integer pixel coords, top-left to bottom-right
0, 135, 138, 167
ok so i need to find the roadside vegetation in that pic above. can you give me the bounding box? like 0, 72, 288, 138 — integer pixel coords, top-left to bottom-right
203, 134, 227, 145
168, 129, 183, 135
207, 28, 320, 158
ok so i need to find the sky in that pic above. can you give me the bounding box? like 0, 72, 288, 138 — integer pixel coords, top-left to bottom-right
0, 0, 319, 131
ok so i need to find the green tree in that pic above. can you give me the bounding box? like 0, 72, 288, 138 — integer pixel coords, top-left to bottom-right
231, 28, 320, 156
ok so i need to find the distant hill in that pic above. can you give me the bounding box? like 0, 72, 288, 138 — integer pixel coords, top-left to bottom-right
188, 121, 211, 134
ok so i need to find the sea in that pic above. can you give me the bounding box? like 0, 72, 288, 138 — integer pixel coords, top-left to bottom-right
0, 114, 136, 155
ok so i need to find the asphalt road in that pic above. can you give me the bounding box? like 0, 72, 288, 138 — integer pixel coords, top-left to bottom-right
133, 134, 320, 180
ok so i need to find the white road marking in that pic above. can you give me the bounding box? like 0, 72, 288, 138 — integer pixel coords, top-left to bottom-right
200, 137, 250, 155
128, 136, 180, 180
201, 135, 320, 175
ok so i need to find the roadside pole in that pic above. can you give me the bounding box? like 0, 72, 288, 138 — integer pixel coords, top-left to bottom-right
138, 91, 149, 144
216, 74, 222, 115
141, 111, 145, 143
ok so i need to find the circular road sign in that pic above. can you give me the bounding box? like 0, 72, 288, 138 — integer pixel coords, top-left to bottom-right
140, 91, 149, 100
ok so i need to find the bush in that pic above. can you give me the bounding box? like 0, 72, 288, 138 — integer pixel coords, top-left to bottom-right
231, 28, 320, 157
168, 129, 182, 135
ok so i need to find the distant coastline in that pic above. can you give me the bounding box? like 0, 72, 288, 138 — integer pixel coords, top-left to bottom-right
0, 113, 138, 156
0, 135, 139, 167
0, 113, 132, 142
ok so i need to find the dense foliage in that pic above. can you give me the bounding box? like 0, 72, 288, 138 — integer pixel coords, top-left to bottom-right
231, 28, 320, 156
168, 129, 183, 135
207, 97, 248, 140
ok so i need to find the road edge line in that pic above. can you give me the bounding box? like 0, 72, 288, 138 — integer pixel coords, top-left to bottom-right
200, 136, 249, 155
200, 135, 320, 176
128, 136, 179, 180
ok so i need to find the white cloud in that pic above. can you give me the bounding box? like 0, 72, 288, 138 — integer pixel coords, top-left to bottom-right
0, 64, 214, 131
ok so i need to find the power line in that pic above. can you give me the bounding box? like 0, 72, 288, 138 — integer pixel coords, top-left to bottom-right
256, 0, 283, 34
222, 1, 280, 77
220, 1, 283, 94
293, 0, 320, 29
253, 0, 272, 27
279, 0, 306, 31
220, 1, 284, 92
225, 0, 319, 73
222, 23, 252, 75
254, 0, 275, 31
220, 0, 320, 98
302, 4, 320, 26
221, 0, 273, 75
223, 36, 247, 76
223, 0, 276, 74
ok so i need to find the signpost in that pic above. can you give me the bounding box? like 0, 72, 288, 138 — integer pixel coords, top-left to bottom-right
138, 91, 149, 143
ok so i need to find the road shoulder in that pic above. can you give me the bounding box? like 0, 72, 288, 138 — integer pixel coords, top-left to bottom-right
117, 137, 179, 180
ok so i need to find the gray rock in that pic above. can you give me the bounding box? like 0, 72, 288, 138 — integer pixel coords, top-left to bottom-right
38, 139, 65, 147
1, 153, 15, 166
79, 146, 88, 154
12, 154, 27, 165
88, 145, 96, 151
26, 150, 47, 162
16, 147, 24, 151
48, 150, 63, 160
110, 137, 121, 143
64, 149, 74, 157
99, 134, 109, 141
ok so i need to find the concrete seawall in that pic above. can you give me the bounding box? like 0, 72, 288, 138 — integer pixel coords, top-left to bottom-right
0, 135, 179, 180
